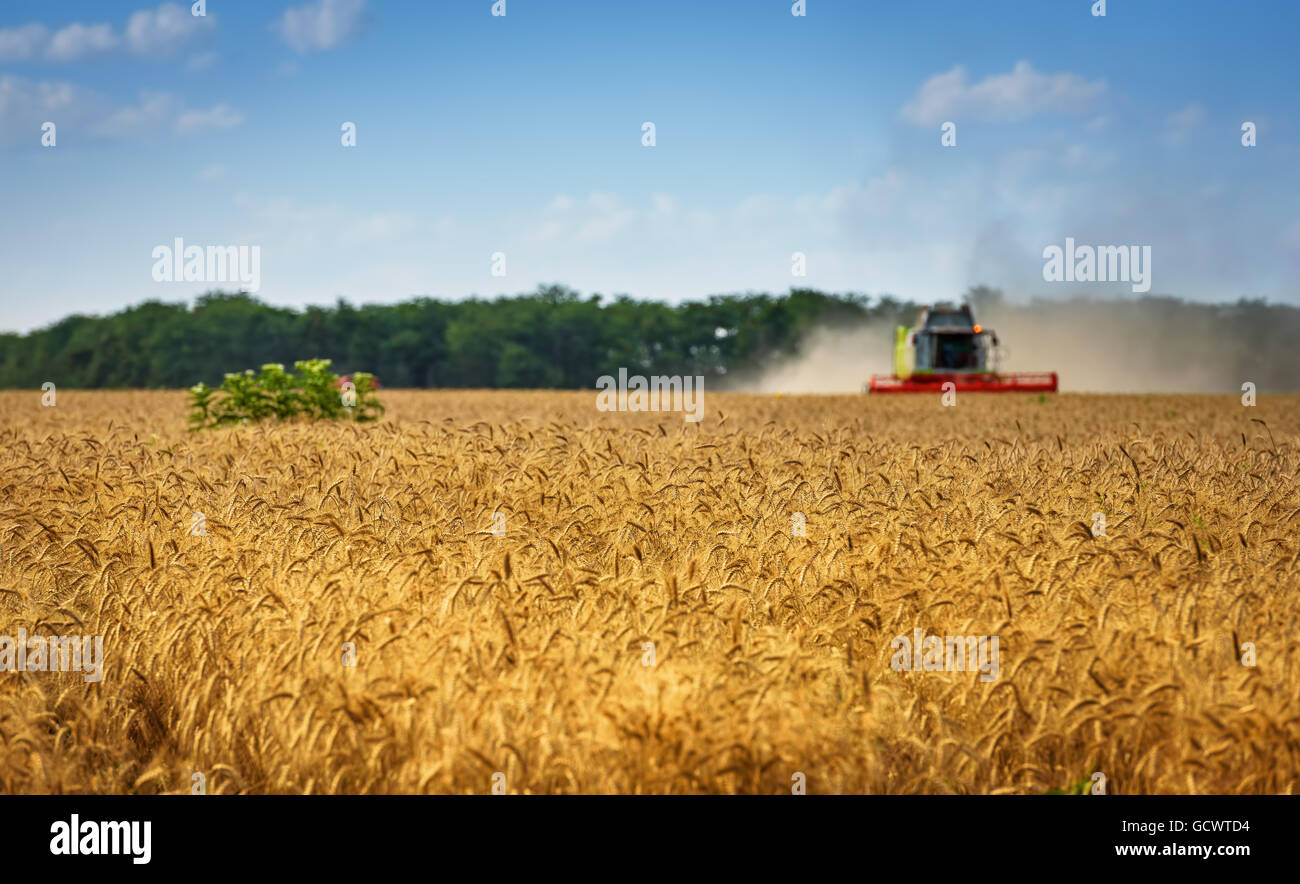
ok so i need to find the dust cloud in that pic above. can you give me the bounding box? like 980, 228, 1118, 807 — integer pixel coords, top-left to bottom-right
728, 322, 897, 394
731, 297, 1298, 394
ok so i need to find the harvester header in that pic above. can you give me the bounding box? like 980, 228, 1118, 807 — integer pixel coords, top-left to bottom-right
868, 302, 1058, 393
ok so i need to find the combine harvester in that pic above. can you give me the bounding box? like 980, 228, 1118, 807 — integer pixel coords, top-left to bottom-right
868, 302, 1058, 394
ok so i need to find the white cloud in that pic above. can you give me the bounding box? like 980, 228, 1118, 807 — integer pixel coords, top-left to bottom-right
174, 103, 244, 134
126, 2, 214, 57
235, 195, 431, 249
85, 92, 243, 138
901, 61, 1106, 125
0, 75, 80, 114
46, 23, 119, 62
0, 24, 50, 61
528, 192, 640, 244
818, 170, 908, 224
277, 0, 367, 54
199, 164, 227, 181
0, 4, 213, 64
92, 92, 178, 137
0, 75, 91, 144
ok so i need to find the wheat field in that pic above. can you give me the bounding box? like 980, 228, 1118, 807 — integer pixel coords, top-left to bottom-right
1, 389, 1297, 794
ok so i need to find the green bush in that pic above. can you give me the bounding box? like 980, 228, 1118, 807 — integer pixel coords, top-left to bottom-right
187, 359, 383, 430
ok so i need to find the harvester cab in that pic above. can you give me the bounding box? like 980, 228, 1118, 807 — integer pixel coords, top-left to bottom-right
869, 302, 1057, 393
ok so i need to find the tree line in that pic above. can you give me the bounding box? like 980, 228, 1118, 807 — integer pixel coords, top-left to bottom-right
0, 285, 1295, 391
0, 286, 907, 389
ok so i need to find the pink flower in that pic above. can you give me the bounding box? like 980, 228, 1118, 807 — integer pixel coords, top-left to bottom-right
335, 374, 381, 390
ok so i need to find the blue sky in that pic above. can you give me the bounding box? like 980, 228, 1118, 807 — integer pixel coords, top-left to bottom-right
1, 0, 1298, 333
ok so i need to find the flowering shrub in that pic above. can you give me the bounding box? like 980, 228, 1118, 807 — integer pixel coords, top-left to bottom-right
187, 360, 383, 430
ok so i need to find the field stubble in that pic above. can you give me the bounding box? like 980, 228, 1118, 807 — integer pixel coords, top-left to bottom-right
1, 390, 1297, 794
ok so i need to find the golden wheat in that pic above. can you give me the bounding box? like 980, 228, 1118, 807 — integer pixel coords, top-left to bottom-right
0, 390, 1297, 794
